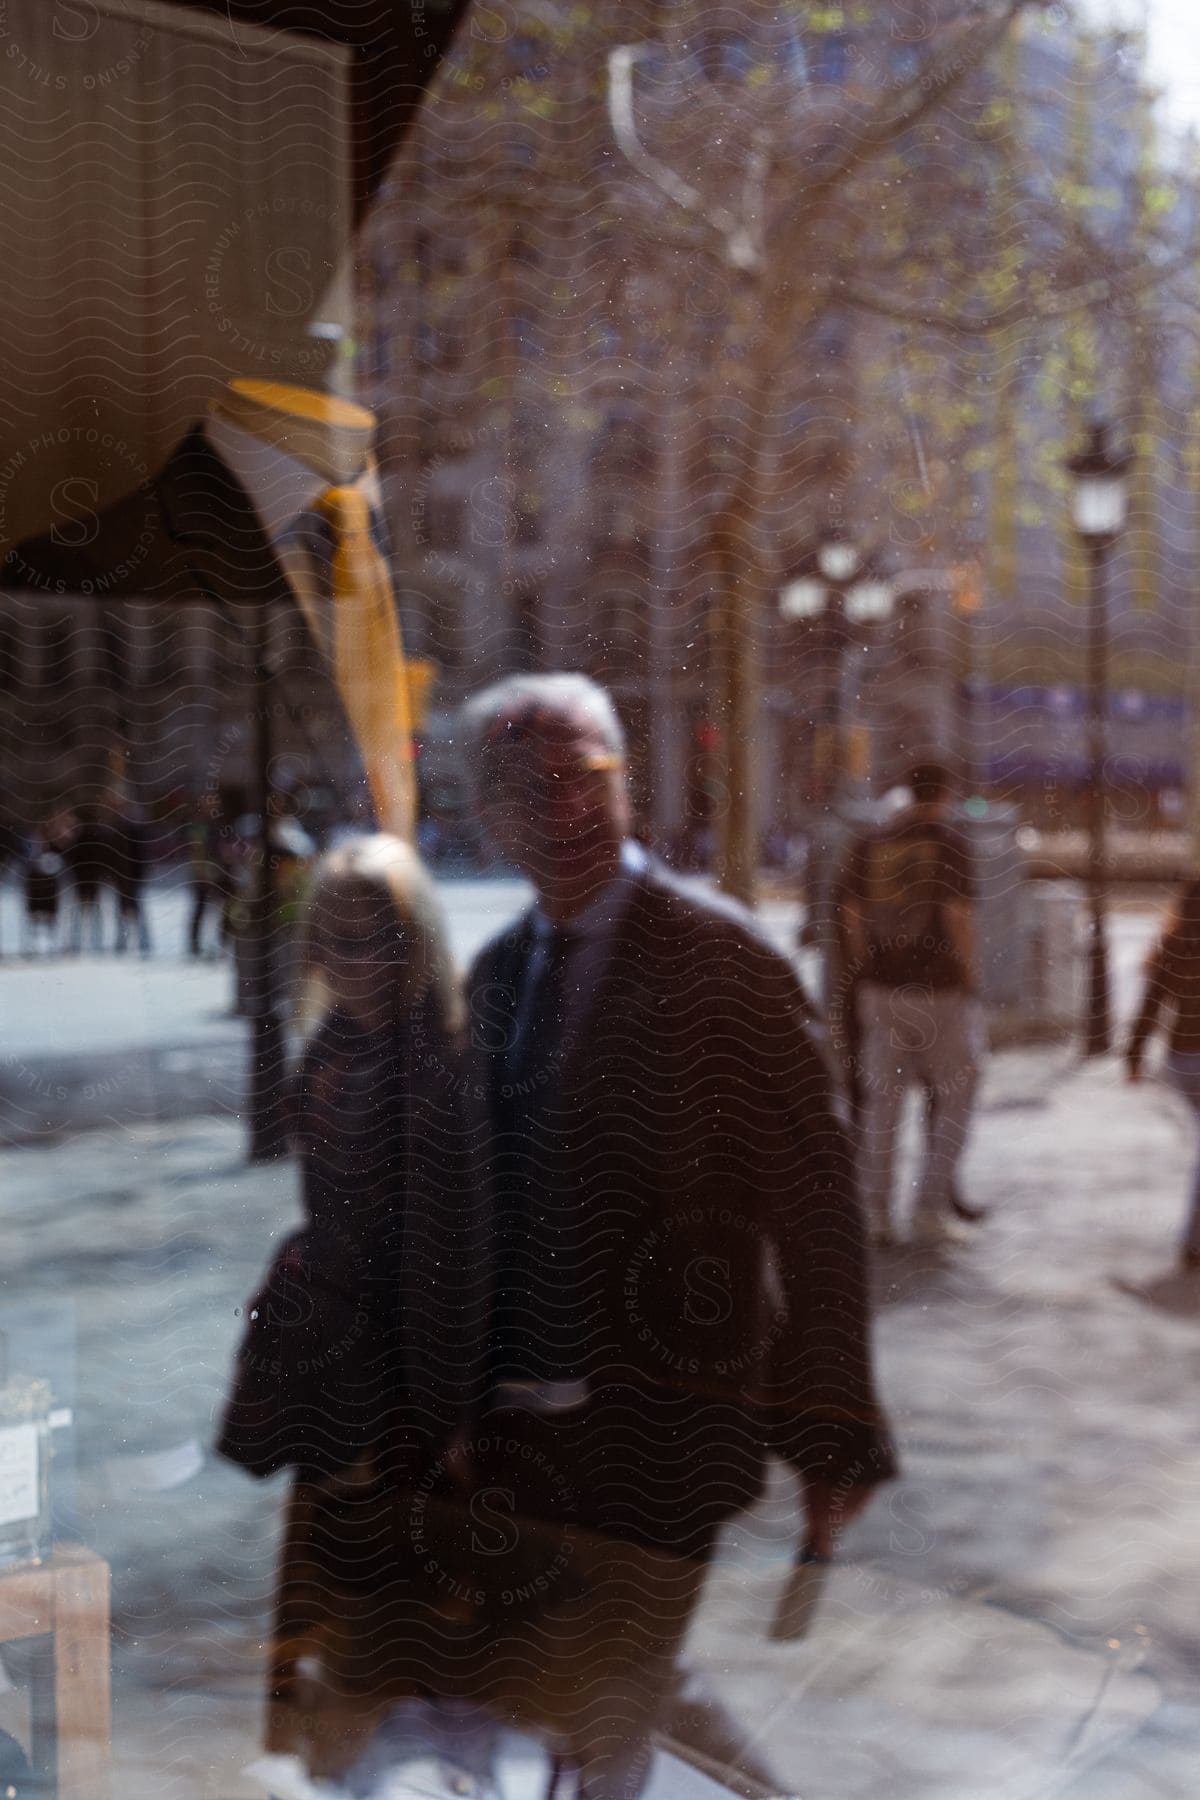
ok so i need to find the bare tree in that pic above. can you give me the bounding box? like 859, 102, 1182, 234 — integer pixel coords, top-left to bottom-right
604, 0, 1188, 897
361, 2, 1195, 872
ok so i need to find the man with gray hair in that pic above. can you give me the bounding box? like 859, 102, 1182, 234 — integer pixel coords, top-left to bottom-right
445, 672, 895, 1797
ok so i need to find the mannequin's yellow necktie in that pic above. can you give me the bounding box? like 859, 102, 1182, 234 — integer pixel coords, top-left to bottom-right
317, 484, 415, 841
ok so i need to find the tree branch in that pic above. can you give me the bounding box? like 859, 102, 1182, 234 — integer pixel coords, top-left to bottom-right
841, 247, 1200, 338
607, 43, 761, 269
799, 0, 1042, 216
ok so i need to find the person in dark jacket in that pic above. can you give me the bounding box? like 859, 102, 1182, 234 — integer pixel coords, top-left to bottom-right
23, 817, 73, 957
453, 673, 896, 1799
65, 807, 108, 954
216, 834, 489, 1773
185, 793, 228, 958
110, 807, 151, 955
22, 824, 64, 955
0, 814, 19, 958
1126, 876, 1200, 1270
840, 761, 984, 1247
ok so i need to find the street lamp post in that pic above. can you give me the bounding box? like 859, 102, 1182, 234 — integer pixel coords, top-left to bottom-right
248, 601, 287, 1161
780, 534, 895, 805
1065, 422, 1133, 1058
780, 535, 895, 987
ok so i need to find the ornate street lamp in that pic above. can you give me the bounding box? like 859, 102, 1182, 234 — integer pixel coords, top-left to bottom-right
779, 534, 897, 796
779, 535, 895, 985
817, 536, 862, 584
1065, 421, 1134, 1057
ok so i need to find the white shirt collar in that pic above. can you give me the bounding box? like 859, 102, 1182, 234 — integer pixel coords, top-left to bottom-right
204, 413, 383, 549
531, 841, 648, 942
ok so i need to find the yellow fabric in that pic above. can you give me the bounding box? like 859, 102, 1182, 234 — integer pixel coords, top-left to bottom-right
404, 656, 438, 733
318, 484, 415, 842
225, 377, 376, 430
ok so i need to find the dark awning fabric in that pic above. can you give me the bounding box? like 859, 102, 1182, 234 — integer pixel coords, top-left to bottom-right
160, 0, 474, 223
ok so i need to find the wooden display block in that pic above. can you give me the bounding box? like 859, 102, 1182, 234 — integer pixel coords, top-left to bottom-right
0, 1545, 110, 1799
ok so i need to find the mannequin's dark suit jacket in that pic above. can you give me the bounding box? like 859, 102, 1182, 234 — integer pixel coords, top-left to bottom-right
465, 856, 896, 1562
1, 424, 297, 611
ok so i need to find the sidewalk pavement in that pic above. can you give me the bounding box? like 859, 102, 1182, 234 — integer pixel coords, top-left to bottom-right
0, 867, 1161, 1145
0, 872, 536, 1144
3, 1036, 1200, 1797
699, 1042, 1200, 1798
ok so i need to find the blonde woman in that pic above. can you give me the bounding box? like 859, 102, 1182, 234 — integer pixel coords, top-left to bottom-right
218, 830, 484, 1490
217, 835, 494, 1764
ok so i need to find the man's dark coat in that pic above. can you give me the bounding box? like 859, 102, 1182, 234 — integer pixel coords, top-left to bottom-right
465, 856, 896, 1560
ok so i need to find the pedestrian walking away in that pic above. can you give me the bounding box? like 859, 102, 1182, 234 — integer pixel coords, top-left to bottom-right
1125, 874, 1200, 1271
820, 824, 983, 1225
841, 759, 986, 1248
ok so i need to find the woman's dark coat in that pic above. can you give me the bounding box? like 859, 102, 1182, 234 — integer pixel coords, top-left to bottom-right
216, 1004, 489, 1483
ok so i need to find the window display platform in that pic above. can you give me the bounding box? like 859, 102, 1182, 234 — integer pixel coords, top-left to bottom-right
0, 1545, 110, 1799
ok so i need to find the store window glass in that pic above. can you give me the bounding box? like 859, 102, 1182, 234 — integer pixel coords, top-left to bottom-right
1, 3, 1196, 1798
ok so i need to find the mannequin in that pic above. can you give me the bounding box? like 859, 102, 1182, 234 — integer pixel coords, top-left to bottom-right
207, 378, 417, 846
209, 378, 376, 487
1, 377, 417, 1155
207, 379, 416, 1157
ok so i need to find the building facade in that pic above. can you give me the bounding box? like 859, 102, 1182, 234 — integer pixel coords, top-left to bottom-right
2, 7, 1195, 854
358, 5, 1200, 853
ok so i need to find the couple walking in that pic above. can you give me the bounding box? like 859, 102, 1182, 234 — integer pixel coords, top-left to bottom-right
218, 671, 896, 1797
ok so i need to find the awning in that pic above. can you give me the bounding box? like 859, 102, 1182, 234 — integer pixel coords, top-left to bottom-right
162, 1, 474, 223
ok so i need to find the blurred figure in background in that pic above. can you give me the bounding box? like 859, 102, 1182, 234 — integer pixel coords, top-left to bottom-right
841, 761, 984, 1248
65, 806, 108, 953
228, 814, 315, 1022
185, 791, 228, 959
0, 812, 20, 957
110, 804, 151, 956
22, 822, 65, 955
1125, 875, 1200, 1271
